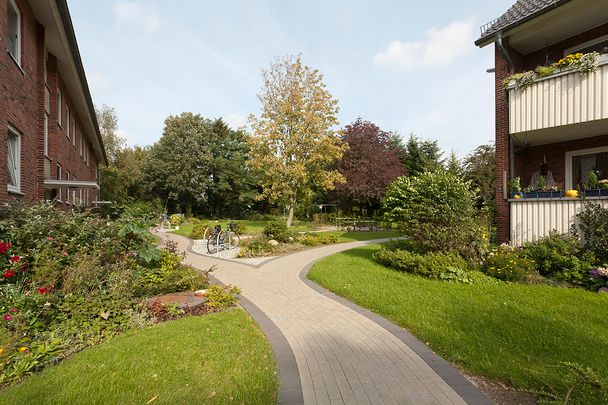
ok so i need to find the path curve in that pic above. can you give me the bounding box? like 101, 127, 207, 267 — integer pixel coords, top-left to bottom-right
159, 232, 491, 405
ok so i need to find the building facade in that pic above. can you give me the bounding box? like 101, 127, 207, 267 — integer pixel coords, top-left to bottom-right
476, 0, 608, 244
1, 0, 107, 207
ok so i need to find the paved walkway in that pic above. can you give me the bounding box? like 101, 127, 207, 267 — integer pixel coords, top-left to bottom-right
159, 232, 490, 405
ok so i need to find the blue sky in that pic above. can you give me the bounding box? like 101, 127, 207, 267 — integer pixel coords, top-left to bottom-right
69, 0, 514, 156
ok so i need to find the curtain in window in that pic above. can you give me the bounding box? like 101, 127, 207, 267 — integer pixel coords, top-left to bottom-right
7, 133, 18, 187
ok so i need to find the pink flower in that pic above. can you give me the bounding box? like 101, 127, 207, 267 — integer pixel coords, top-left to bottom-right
3, 270, 15, 278
9, 308, 18, 314
3, 314, 12, 321
47, 236, 54, 241
9, 255, 20, 263
62, 251, 69, 257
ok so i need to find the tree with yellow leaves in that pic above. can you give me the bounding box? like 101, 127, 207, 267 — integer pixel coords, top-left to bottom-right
248, 55, 346, 227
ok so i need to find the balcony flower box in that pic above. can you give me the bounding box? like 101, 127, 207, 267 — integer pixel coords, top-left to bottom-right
512, 191, 564, 199
581, 189, 608, 197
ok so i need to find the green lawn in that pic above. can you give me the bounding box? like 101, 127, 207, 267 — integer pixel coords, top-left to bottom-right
318, 230, 397, 242
0, 309, 278, 405
308, 245, 608, 401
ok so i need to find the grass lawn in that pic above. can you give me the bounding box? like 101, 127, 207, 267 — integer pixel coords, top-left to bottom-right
308, 245, 608, 401
0, 309, 277, 405
319, 230, 397, 242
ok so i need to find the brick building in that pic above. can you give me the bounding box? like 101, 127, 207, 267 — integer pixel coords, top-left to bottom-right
1, 0, 107, 207
476, 0, 608, 244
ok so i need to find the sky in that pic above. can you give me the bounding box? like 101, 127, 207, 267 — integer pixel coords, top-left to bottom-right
68, 0, 515, 157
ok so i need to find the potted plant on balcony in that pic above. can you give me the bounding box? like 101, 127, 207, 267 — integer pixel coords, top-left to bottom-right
510, 177, 523, 199
582, 171, 608, 197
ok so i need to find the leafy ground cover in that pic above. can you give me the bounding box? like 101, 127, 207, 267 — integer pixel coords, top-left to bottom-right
308, 245, 608, 403
0, 309, 278, 405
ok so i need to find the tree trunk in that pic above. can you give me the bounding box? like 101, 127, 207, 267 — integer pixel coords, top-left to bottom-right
286, 198, 296, 227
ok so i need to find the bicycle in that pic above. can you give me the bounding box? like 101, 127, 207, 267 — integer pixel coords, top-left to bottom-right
207, 221, 240, 254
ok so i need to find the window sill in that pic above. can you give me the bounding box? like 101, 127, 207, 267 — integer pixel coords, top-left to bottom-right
7, 188, 24, 196
7, 51, 26, 76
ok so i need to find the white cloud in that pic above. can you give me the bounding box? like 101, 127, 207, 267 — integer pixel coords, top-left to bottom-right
113, 1, 160, 35
374, 19, 474, 71
87, 72, 111, 95
224, 113, 248, 130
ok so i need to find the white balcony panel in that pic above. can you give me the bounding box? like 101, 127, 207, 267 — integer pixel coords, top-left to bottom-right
509, 58, 608, 134
510, 198, 608, 245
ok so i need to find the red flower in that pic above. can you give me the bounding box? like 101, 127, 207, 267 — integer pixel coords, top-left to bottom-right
19, 264, 27, 272
62, 251, 69, 257
9, 308, 18, 314
9, 255, 20, 263
3, 270, 15, 278
0, 242, 11, 255
37, 287, 49, 294
47, 236, 54, 241
3, 314, 12, 321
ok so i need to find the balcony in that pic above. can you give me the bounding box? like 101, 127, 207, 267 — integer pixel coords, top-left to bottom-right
507, 54, 608, 137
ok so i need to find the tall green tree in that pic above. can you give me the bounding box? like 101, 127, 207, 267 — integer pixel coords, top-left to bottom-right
143, 113, 213, 214
463, 143, 496, 210
446, 151, 464, 177
95, 104, 124, 164
248, 55, 346, 227
206, 118, 258, 218
401, 134, 444, 176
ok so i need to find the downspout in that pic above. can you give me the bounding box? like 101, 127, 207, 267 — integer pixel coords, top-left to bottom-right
496, 33, 516, 182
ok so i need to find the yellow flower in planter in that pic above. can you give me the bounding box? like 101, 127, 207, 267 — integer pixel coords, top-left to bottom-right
565, 190, 578, 198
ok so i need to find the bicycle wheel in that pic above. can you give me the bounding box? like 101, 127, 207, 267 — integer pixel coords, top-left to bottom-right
203, 227, 211, 240
207, 233, 219, 254
228, 231, 240, 248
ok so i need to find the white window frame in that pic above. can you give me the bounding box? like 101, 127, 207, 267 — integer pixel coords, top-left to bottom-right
44, 112, 49, 157
71, 176, 76, 205
565, 145, 608, 189
65, 170, 71, 204
66, 107, 70, 138
71, 120, 76, 147
7, 0, 21, 66
564, 34, 608, 56
56, 88, 62, 126
7, 125, 21, 194
56, 164, 62, 202
79, 131, 83, 158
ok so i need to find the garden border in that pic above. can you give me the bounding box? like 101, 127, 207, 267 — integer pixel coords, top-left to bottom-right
299, 258, 493, 405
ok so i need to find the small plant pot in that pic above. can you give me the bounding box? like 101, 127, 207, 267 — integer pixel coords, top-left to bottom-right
194, 289, 206, 297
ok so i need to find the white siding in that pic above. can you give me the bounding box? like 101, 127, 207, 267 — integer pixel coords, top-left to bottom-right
508, 57, 608, 134
510, 198, 608, 245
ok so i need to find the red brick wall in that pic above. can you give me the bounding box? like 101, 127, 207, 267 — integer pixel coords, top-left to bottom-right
0, 0, 100, 205
0, 0, 41, 202
514, 134, 608, 188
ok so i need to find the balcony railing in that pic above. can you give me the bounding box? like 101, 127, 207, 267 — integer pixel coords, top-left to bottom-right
507, 54, 608, 134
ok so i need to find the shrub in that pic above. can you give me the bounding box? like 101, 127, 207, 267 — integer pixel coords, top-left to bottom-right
586, 267, 608, 292
522, 232, 593, 284
263, 221, 292, 242
300, 233, 338, 247
483, 248, 535, 282
230, 222, 248, 235
205, 285, 241, 309
238, 236, 275, 258
169, 214, 184, 226
188, 223, 211, 239
574, 202, 608, 264
382, 171, 489, 261
374, 248, 469, 279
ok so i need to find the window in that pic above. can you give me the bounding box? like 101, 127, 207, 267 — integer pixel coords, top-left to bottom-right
71, 120, 75, 146
66, 107, 70, 138
56, 164, 62, 202
7, 0, 21, 65
7, 126, 21, 193
56, 89, 62, 126
565, 146, 608, 189
79, 132, 83, 157
65, 171, 71, 204
565, 34, 608, 56
44, 113, 49, 157
71, 176, 76, 205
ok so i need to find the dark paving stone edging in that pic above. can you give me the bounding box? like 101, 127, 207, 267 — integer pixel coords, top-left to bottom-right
300, 258, 494, 405
186, 238, 304, 405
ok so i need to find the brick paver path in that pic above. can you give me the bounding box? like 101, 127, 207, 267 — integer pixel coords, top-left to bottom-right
160, 232, 486, 405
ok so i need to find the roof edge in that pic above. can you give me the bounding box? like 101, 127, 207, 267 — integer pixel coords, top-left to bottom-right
475, 0, 573, 47
54, 0, 108, 167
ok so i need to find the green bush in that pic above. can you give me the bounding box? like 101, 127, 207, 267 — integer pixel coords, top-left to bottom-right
300, 233, 338, 246
188, 223, 211, 239
382, 171, 489, 261
483, 248, 535, 282
374, 248, 469, 279
263, 221, 292, 243
205, 285, 241, 309
574, 202, 608, 264
230, 222, 248, 235
238, 237, 275, 258
522, 232, 593, 284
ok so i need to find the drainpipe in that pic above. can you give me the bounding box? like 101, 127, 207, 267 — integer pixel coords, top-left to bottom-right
496, 33, 516, 181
